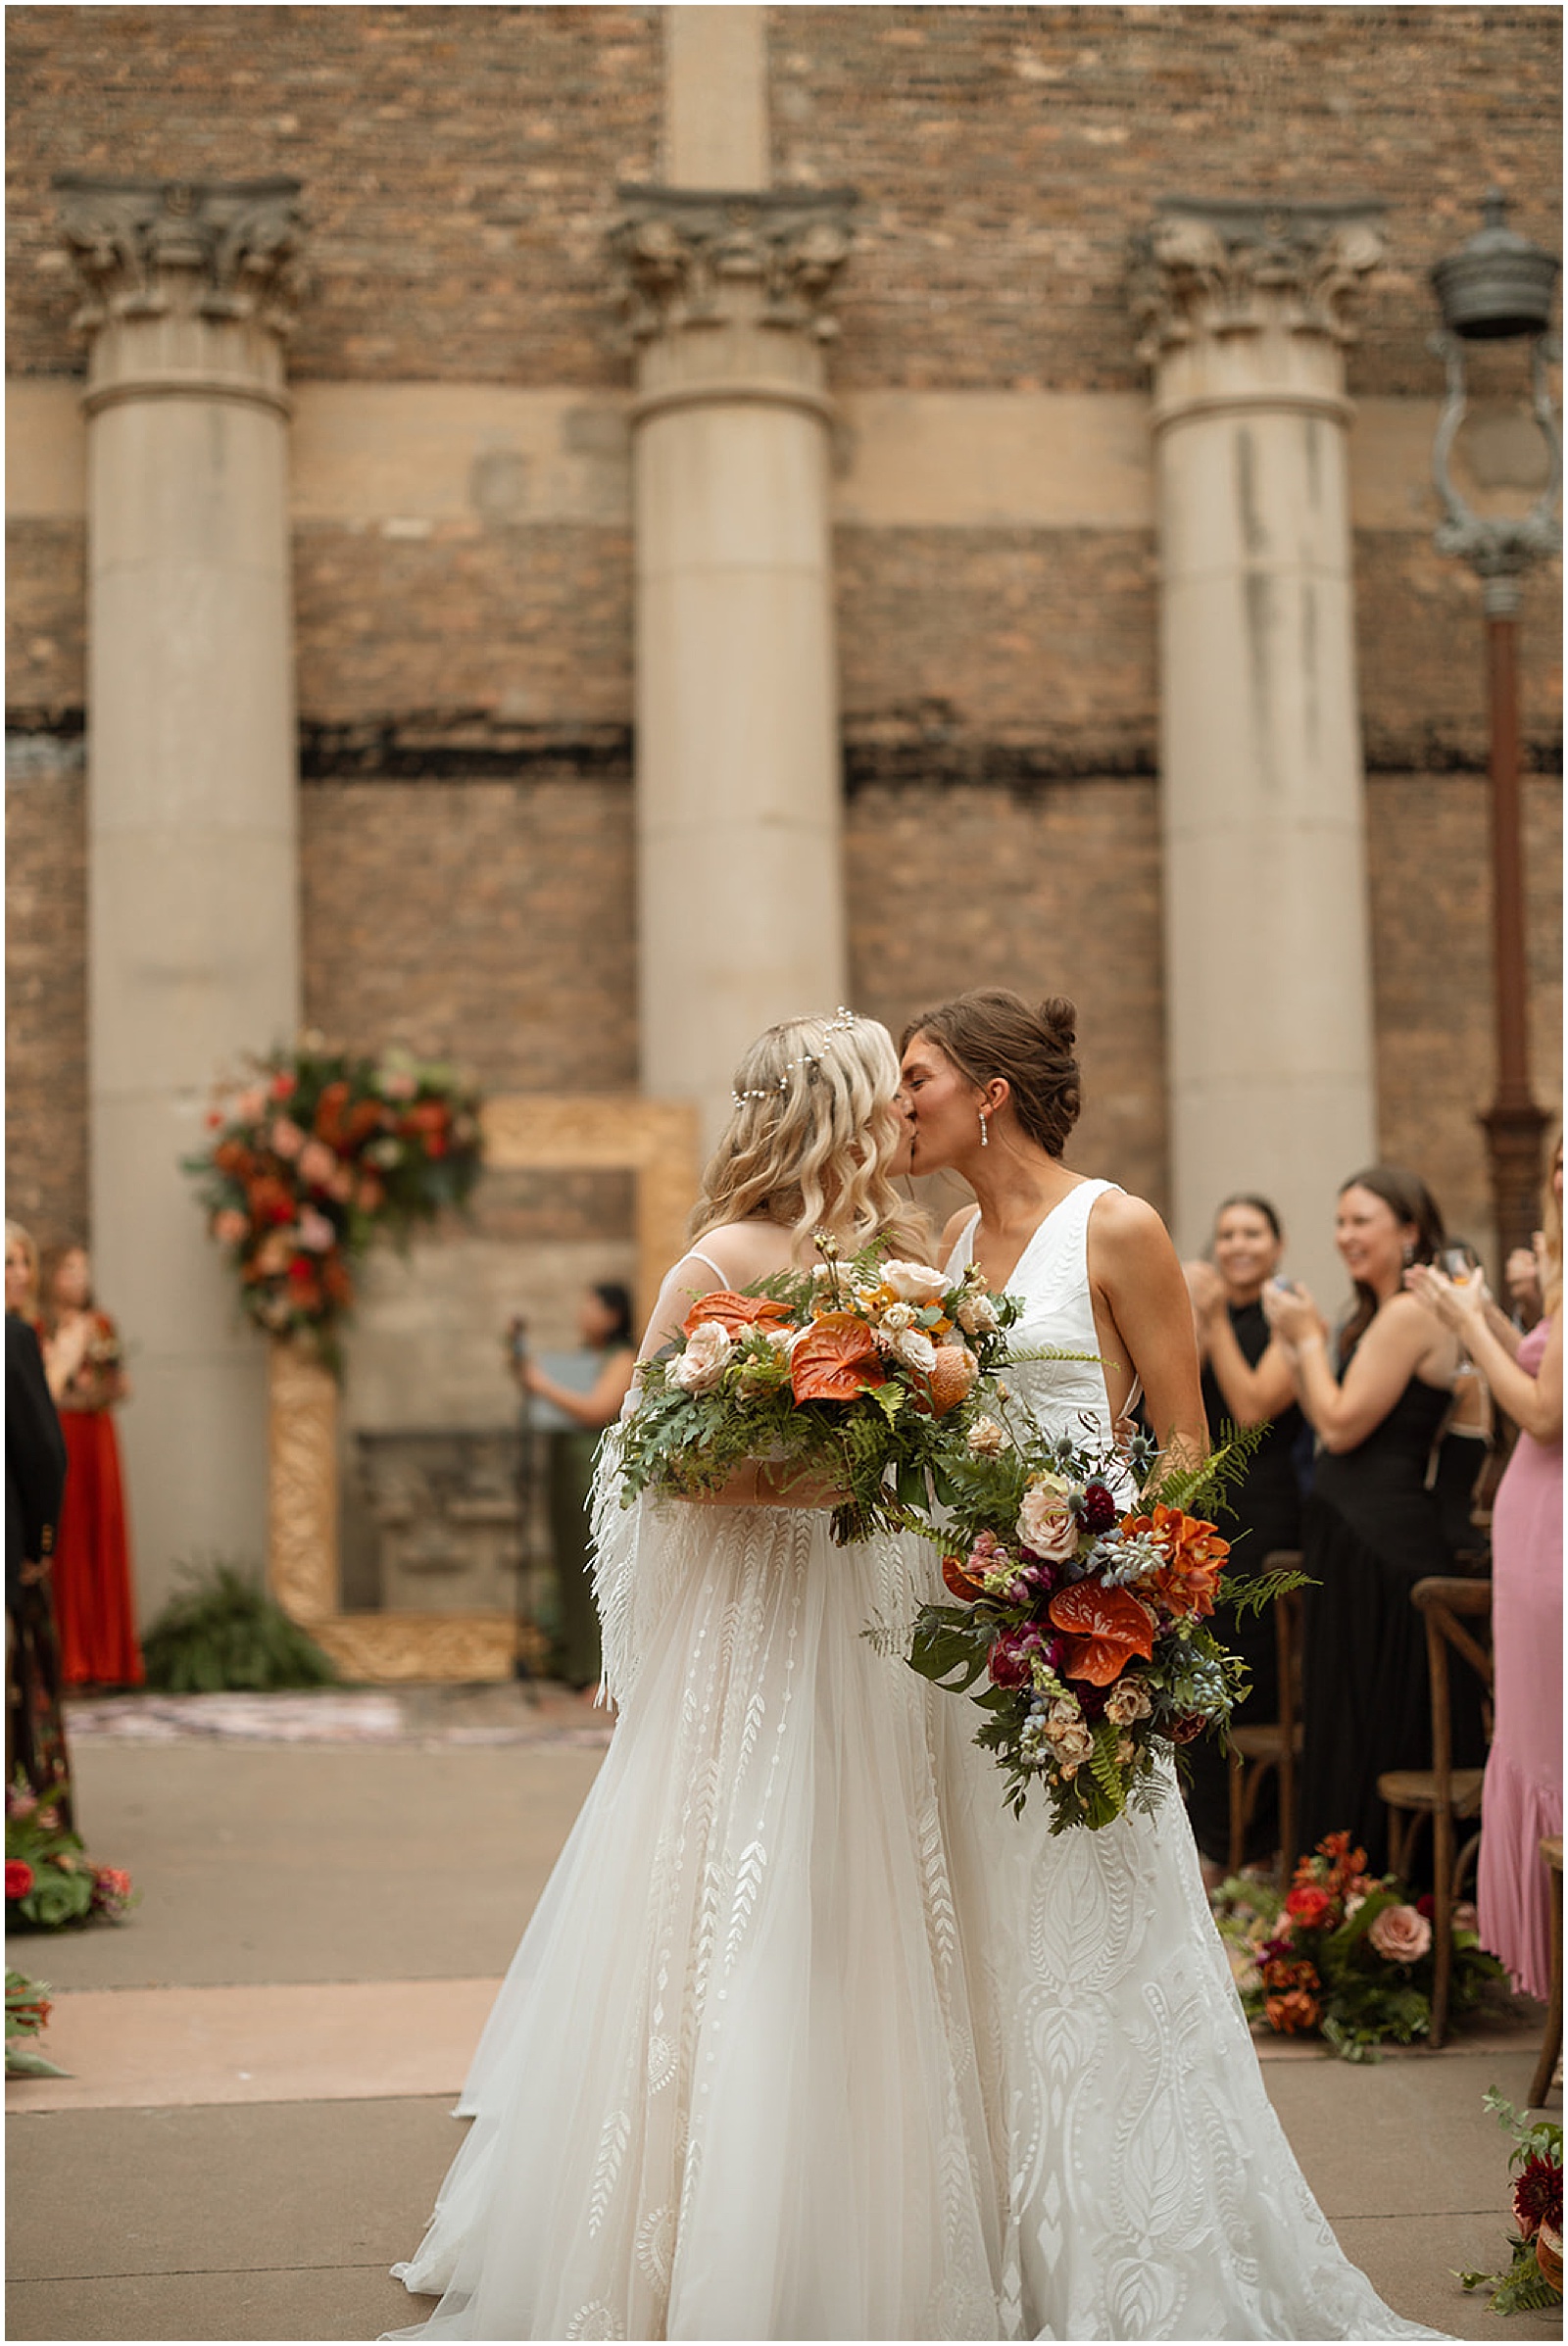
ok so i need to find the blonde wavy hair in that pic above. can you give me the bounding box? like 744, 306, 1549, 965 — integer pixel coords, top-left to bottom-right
691, 1014, 929, 1262
4, 1219, 39, 1315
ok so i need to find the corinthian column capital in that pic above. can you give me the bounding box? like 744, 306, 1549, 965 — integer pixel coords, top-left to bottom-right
611, 185, 857, 348
1130, 197, 1386, 366
55, 174, 307, 417
56, 173, 308, 338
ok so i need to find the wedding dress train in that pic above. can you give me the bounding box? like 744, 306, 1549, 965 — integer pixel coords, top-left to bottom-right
387, 1184, 1443, 2340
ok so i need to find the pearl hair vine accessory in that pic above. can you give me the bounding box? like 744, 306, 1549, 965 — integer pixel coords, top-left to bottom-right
730, 1009, 861, 1106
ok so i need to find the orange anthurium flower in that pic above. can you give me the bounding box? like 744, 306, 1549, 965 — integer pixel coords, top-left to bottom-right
942, 1553, 988, 1602
1047, 1580, 1156, 1686
1120, 1504, 1230, 1620
681, 1291, 795, 1342
790, 1312, 887, 1402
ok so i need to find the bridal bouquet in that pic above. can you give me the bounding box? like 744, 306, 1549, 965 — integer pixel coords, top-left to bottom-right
615, 1235, 1020, 1544
906, 1411, 1290, 1833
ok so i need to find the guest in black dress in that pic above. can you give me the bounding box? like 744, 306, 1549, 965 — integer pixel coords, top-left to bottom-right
5, 1218, 73, 1825
1181, 1195, 1304, 1879
1264, 1167, 1482, 1879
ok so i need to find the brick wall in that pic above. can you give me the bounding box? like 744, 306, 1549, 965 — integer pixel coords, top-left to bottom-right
846, 776, 1169, 1213
5, 744, 86, 1247
5, 519, 84, 722
294, 523, 632, 727
6, 2, 661, 384
770, 4, 1563, 399
1367, 770, 1562, 1254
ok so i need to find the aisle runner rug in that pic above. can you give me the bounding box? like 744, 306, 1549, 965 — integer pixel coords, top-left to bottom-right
65, 1690, 614, 1749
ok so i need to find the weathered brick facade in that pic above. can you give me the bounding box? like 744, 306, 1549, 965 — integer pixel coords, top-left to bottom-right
6, 4, 662, 385
6, 3, 1562, 1298
771, 5, 1563, 399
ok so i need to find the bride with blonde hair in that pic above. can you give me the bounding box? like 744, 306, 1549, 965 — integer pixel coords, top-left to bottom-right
388, 1012, 1004, 2342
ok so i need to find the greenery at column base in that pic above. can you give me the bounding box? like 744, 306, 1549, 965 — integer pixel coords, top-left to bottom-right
141, 1558, 338, 1694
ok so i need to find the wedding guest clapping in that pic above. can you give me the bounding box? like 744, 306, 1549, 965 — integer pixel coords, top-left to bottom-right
39, 1245, 143, 1689
1263, 1167, 1482, 1876
1181, 1196, 1303, 1877
1406, 1137, 1563, 2002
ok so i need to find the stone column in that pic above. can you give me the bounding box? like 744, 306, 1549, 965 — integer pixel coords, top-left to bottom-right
1131, 199, 1386, 1297
612, 184, 856, 1152
57, 175, 306, 1618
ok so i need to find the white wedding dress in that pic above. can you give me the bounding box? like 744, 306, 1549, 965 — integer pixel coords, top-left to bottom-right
386, 1197, 1443, 2342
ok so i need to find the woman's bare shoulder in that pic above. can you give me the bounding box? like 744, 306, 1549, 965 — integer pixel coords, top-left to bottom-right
675, 1222, 792, 1287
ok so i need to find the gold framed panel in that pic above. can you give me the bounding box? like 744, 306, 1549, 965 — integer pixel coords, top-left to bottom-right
267, 1095, 701, 1682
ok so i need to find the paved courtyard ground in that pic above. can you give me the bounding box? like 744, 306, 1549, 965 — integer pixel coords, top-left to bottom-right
7, 1686, 1561, 2343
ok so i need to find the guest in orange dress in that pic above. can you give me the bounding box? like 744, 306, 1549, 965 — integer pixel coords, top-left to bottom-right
40, 1245, 144, 1688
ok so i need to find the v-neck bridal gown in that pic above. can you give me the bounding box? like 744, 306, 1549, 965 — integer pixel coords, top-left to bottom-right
385, 1198, 1444, 2342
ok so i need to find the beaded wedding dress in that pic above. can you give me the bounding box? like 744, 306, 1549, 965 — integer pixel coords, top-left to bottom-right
387, 1193, 1441, 2342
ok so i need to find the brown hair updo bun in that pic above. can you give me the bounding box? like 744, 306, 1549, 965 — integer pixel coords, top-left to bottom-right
901, 989, 1082, 1159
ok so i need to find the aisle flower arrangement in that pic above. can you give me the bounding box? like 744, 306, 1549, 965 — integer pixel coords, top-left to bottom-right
5, 1968, 65, 2079
903, 1408, 1283, 1833
616, 1235, 1022, 1544
6, 1779, 137, 1932
1459, 2090, 1562, 2314
184, 1037, 484, 1369
1214, 1831, 1506, 2060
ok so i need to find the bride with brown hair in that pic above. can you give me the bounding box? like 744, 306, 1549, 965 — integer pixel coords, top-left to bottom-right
389, 1011, 1004, 2342
901, 987, 1440, 2343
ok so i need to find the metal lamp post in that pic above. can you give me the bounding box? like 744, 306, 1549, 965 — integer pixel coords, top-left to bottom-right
1429, 192, 1561, 1275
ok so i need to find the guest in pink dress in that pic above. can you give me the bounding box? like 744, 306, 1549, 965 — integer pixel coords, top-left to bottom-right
1408, 1142, 1563, 2002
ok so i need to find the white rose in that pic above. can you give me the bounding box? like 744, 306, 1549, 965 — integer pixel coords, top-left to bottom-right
878, 1301, 916, 1335
888, 1326, 939, 1375
762, 1324, 806, 1355
956, 1294, 1002, 1337
1017, 1476, 1080, 1561
966, 1415, 1010, 1456
670, 1320, 735, 1394
880, 1258, 949, 1305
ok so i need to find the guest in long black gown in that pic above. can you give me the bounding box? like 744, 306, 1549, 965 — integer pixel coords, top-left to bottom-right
1264, 1167, 1482, 1880
1182, 1195, 1304, 1880
6, 1218, 72, 1824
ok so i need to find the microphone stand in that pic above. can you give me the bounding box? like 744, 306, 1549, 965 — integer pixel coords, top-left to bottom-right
509, 1319, 540, 1693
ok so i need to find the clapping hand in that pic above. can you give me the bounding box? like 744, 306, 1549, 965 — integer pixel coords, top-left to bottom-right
1182, 1259, 1226, 1326
1404, 1260, 1491, 1332
1260, 1277, 1325, 1348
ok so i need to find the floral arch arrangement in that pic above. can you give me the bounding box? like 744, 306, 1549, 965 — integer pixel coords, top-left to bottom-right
185, 1035, 484, 1371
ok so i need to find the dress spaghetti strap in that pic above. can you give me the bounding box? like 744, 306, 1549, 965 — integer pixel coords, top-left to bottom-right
681, 1247, 731, 1286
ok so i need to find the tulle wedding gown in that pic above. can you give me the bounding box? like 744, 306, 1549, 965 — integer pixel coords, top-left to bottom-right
387, 1197, 1441, 2341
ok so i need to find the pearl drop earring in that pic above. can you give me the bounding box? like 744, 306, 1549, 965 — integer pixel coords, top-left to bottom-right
979, 1112, 990, 1149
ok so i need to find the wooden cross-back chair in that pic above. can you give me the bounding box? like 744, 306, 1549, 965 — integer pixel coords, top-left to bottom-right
1226, 1562, 1304, 1885
1377, 1575, 1494, 2049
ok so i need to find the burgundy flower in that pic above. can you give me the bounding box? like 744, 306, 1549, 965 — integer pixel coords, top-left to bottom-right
1080, 1480, 1119, 1535
6, 1859, 33, 1900
987, 1629, 1038, 1688
1512, 2154, 1563, 2244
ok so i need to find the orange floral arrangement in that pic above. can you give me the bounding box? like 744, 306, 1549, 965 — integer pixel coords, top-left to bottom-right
1216, 1829, 1505, 2060
185, 1037, 483, 1370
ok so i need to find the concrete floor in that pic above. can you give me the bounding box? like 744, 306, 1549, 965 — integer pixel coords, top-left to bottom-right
7, 1712, 1561, 2343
